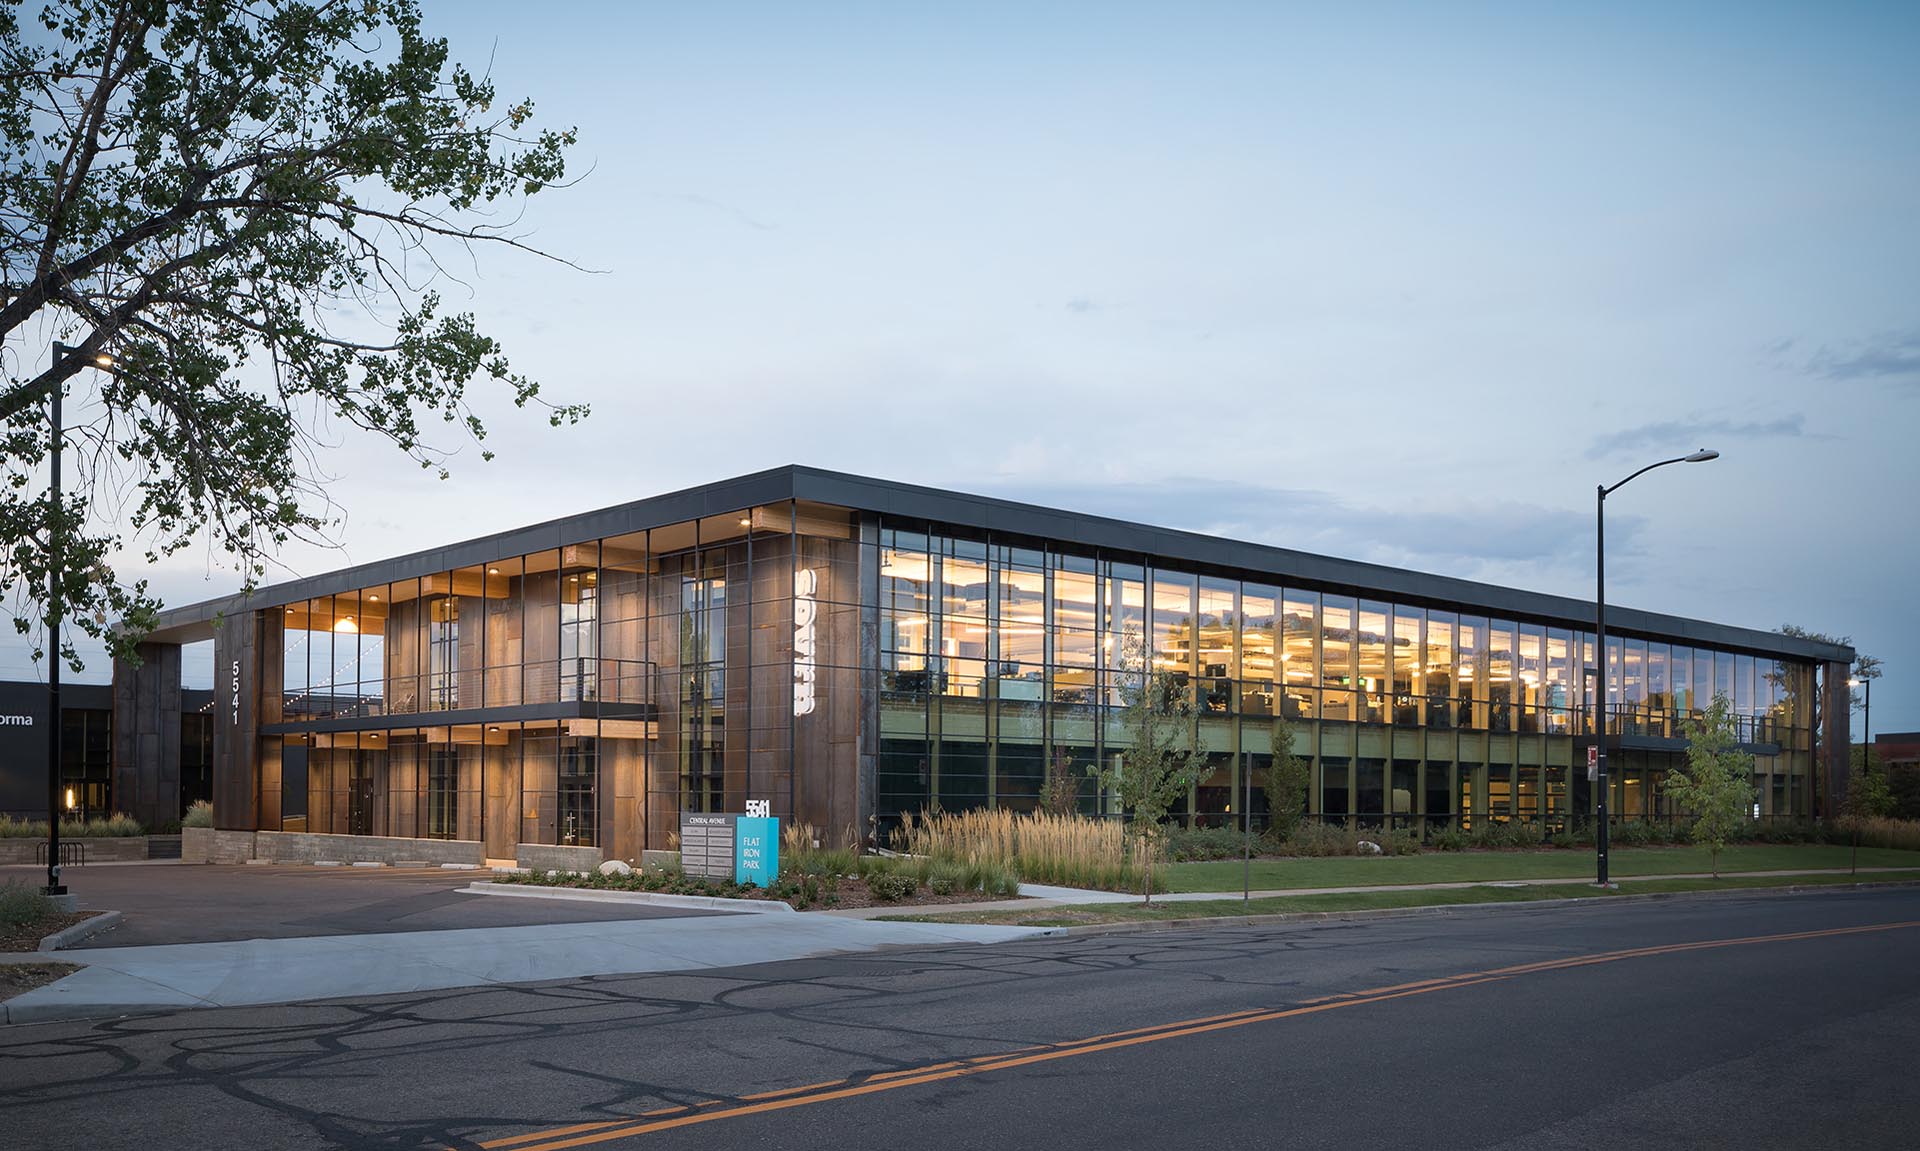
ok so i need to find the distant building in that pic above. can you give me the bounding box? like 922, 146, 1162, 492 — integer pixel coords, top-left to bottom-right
1877, 732, 1920, 772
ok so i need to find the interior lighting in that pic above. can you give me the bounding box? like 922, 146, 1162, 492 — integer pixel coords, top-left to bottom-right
64, 787, 75, 810
739, 517, 752, 528
368, 594, 379, 602
488, 567, 500, 575
333, 617, 357, 633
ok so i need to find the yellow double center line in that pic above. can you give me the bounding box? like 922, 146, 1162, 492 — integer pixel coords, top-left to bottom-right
471, 918, 1920, 1151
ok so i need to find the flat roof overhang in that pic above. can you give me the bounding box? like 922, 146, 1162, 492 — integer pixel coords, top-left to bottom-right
137, 464, 1856, 667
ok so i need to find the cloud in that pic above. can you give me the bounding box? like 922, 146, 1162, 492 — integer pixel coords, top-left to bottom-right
1808, 330, 1920, 385
1065, 297, 1095, 313
973, 477, 1633, 584
1584, 413, 1813, 460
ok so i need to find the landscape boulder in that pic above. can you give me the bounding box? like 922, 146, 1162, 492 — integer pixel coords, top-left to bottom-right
597, 859, 634, 878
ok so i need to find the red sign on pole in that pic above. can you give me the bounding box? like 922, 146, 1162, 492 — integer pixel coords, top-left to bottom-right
1587, 745, 1599, 781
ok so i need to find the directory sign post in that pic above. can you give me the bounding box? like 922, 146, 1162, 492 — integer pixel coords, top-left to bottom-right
679, 810, 781, 887
679, 814, 737, 882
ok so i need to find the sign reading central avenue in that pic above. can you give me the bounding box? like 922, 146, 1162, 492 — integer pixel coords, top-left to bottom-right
678, 812, 781, 887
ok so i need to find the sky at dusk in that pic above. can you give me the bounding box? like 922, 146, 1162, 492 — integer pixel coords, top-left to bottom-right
7, 1, 1916, 735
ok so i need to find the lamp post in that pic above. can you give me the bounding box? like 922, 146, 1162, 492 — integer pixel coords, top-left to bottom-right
42, 341, 115, 900
1594, 447, 1719, 887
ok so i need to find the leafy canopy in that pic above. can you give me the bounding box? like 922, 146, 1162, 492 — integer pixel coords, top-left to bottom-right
1667, 693, 1756, 877
0, 0, 583, 668
1089, 633, 1205, 903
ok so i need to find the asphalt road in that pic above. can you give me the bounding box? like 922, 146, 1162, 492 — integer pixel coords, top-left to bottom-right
2, 889, 1917, 1149
0, 863, 719, 947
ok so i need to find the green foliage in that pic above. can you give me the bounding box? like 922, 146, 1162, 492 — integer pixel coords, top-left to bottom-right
1838, 818, 1920, 853
1468, 820, 1545, 850
0, 812, 145, 838
1162, 825, 1248, 862
1264, 709, 1310, 840
1845, 762, 1897, 822
1277, 821, 1357, 857
1430, 826, 1471, 852
1088, 644, 1206, 903
0, 879, 58, 928
866, 872, 919, 902
1036, 746, 1088, 817
0, 1, 584, 670
181, 800, 214, 829
1667, 693, 1757, 877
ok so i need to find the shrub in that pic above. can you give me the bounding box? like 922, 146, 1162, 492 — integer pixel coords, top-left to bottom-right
867, 872, 918, 902
1834, 817, 1920, 853
1548, 832, 1577, 850
0, 880, 57, 929
1430, 826, 1470, 852
1162, 825, 1249, 862
0, 813, 145, 839
182, 800, 214, 829
1281, 821, 1358, 858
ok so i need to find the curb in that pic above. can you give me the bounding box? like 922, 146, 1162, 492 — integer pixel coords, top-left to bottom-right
37, 910, 123, 952
1023, 878, 1920, 938
462, 881, 795, 914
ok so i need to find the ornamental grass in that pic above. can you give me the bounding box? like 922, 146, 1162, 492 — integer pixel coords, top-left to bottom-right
892, 808, 1155, 892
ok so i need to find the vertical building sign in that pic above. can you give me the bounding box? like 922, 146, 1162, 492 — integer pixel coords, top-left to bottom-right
793, 567, 818, 717
230, 658, 242, 727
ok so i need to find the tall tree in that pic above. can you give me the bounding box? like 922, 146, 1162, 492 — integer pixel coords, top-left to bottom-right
1, 0, 584, 670
1263, 703, 1308, 841
1090, 634, 1204, 904
1667, 693, 1756, 879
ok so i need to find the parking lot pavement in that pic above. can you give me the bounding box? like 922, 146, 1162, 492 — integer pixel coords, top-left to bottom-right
0, 862, 721, 948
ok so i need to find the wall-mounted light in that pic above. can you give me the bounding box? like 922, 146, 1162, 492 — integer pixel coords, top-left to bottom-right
64, 787, 75, 810
739, 517, 752, 528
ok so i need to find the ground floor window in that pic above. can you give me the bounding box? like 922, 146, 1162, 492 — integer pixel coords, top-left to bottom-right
427, 747, 458, 840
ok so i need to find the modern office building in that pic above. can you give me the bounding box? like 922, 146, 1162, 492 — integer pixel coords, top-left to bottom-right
100, 465, 1852, 866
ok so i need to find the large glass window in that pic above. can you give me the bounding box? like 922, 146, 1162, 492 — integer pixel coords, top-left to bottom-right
428, 587, 458, 711
1197, 577, 1236, 715
995, 548, 1046, 701
561, 545, 599, 702
1457, 617, 1485, 729
1516, 623, 1543, 734
1150, 569, 1197, 690
942, 539, 990, 699
1545, 628, 1572, 734
1357, 601, 1389, 723
1488, 620, 1515, 731
1240, 584, 1277, 716
1392, 607, 1422, 725
1321, 595, 1355, 722
1281, 590, 1316, 719
1425, 611, 1454, 731
1050, 553, 1098, 705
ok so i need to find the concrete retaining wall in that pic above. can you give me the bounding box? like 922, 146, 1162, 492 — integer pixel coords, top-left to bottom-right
183, 826, 256, 864
517, 843, 605, 873
0, 836, 149, 864
254, 831, 484, 866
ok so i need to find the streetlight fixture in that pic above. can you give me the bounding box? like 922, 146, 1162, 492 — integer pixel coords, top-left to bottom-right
1594, 447, 1718, 887
41, 341, 116, 901
1850, 675, 1872, 778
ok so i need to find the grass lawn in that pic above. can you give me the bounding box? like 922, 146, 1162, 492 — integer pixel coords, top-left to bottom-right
880, 869, 1920, 928
1162, 844, 1920, 893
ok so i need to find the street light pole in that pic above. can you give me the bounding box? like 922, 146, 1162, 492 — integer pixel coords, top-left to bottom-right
42, 341, 115, 899
1594, 448, 1719, 888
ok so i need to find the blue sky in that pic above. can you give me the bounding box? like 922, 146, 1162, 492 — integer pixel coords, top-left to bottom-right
9, 1, 1917, 734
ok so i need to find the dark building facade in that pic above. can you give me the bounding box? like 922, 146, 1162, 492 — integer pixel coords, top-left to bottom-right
0, 680, 212, 823
109, 466, 1855, 863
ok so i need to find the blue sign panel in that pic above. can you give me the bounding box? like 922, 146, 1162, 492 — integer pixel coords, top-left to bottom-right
734, 816, 779, 887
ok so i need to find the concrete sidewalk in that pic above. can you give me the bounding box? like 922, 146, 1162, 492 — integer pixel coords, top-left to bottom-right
2, 914, 1054, 1025
817, 865, 1920, 919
